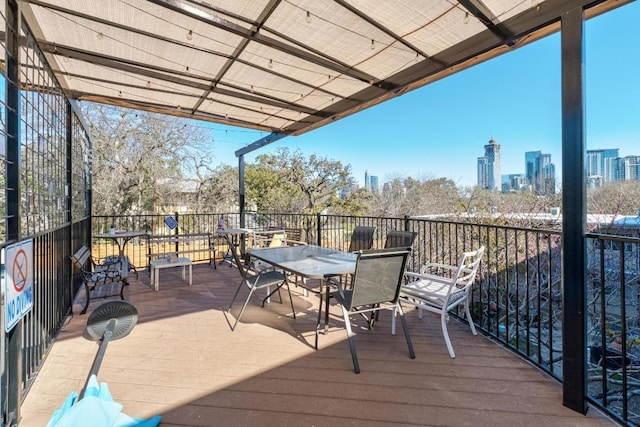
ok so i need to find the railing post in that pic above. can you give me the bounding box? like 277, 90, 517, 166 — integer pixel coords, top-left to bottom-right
174, 212, 180, 253
316, 213, 322, 246
561, 6, 587, 414
4, 1, 22, 424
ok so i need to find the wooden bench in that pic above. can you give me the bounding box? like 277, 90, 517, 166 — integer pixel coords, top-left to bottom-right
251, 229, 287, 248
70, 245, 129, 314
146, 233, 216, 268
266, 227, 307, 246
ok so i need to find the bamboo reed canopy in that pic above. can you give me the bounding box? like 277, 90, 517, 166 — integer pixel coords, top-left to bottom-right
20, 0, 625, 138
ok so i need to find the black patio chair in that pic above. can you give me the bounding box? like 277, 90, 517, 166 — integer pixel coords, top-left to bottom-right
347, 226, 377, 252
224, 234, 295, 331
383, 230, 418, 249
331, 247, 415, 373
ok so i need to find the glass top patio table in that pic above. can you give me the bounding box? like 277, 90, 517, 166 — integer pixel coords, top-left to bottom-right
249, 245, 356, 279
249, 245, 357, 348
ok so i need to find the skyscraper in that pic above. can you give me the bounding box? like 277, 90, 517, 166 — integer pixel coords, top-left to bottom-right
587, 148, 619, 186
370, 175, 379, 193
477, 138, 501, 191
525, 150, 556, 195
364, 170, 379, 192
614, 155, 640, 181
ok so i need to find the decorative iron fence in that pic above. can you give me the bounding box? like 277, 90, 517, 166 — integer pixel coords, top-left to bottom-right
88, 212, 640, 425
0, 6, 93, 423
92, 212, 563, 373
585, 233, 640, 425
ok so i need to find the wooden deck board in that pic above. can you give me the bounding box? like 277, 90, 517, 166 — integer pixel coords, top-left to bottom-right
19, 262, 614, 426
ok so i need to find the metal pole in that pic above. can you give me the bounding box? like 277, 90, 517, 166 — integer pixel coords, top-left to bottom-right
239, 155, 246, 255
239, 155, 245, 229
4, 1, 22, 425
80, 319, 116, 399
66, 103, 74, 311
561, 6, 587, 414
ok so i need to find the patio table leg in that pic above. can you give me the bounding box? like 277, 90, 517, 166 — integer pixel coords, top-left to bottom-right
324, 280, 331, 334
314, 279, 333, 350
315, 293, 323, 349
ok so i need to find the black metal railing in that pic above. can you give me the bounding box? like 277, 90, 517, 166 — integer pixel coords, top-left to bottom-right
88, 211, 640, 425
585, 232, 640, 425
18, 220, 87, 397
92, 213, 227, 268
91, 212, 563, 372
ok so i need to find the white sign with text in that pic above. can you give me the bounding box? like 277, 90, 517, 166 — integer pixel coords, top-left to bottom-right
4, 239, 34, 332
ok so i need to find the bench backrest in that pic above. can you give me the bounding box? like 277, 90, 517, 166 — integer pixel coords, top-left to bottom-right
147, 233, 212, 243
146, 233, 213, 261
267, 227, 306, 244
71, 245, 91, 270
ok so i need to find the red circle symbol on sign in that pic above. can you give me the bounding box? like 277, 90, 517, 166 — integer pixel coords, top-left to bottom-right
13, 249, 28, 292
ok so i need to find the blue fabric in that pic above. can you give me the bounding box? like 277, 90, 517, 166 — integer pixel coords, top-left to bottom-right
47, 375, 162, 427
46, 391, 79, 427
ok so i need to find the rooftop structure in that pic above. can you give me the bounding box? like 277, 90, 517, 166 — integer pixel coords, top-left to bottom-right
1, 1, 638, 424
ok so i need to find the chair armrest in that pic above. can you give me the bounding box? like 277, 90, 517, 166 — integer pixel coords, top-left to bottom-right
81, 267, 122, 283
420, 262, 458, 275
404, 271, 455, 285
94, 258, 125, 274
93, 255, 121, 267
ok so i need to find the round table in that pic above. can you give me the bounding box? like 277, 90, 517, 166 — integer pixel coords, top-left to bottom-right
93, 231, 148, 258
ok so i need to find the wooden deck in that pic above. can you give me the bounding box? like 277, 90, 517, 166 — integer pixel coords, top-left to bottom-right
20, 261, 614, 426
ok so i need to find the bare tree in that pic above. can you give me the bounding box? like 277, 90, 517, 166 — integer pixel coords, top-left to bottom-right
81, 104, 216, 215
588, 180, 640, 217
199, 164, 239, 212
371, 176, 461, 217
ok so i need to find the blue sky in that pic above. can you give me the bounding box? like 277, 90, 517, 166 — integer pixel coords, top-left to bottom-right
193, 3, 639, 188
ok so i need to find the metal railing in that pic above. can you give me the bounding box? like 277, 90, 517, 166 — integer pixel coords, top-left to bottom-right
585, 233, 640, 425
91, 212, 564, 374
81, 212, 640, 425
8, 220, 87, 398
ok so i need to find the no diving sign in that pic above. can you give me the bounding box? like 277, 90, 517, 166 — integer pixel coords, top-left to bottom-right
3, 239, 34, 332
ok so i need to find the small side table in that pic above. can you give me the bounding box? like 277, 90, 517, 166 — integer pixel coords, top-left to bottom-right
149, 257, 192, 291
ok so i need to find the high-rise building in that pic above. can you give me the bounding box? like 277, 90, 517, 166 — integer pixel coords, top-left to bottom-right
363, 170, 379, 193
525, 150, 556, 195
369, 175, 379, 193
477, 138, 500, 191
587, 148, 619, 186
524, 150, 540, 190
541, 155, 556, 195
477, 157, 490, 188
613, 155, 640, 181
501, 173, 526, 193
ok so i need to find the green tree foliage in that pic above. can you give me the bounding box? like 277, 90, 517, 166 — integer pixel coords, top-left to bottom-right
246, 147, 369, 215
